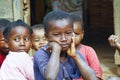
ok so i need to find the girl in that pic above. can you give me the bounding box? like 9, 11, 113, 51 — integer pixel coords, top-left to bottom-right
0, 20, 34, 80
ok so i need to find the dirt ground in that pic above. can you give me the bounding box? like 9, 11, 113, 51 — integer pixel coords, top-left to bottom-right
92, 43, 120, 80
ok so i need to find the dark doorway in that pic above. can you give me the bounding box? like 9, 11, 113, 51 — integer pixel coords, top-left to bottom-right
30, 0, 114, 45
30, 0, 52, 26
83, 0, 114, 45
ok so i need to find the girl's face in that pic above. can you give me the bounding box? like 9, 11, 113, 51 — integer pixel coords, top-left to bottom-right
7, 26, 32, 53
32, 28, 48, 51
46, 19, 73, 51
0, 32, 9, 54
73, 22, 84, 48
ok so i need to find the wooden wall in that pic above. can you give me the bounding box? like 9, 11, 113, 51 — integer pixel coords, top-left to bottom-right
0, 0, 13, 21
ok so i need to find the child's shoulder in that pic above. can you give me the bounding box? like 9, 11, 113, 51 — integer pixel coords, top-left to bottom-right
34, 46, 50, 57
81, 44, 94, 49
8, 51, 31, 60
80, 44, 96, 52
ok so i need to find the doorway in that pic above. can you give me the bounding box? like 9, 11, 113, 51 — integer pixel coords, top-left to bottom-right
30, 0, 52, 26
83, 0, 114, 45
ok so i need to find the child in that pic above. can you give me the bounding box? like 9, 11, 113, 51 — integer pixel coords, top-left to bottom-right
0, 19, 11, 68
70, 14, 103, 80
34, 10, 97, 80
31, 24, 48, 51
0, 20, 34, 80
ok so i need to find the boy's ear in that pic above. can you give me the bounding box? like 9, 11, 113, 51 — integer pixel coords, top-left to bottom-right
81, 30, 84, 40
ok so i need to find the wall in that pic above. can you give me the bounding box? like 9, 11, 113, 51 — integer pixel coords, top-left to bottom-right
83, 0, 114, 44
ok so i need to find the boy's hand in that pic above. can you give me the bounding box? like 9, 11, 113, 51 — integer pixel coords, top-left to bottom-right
67, 33, 76, 57
46, 42, 61, 54
108, 35, 119, 48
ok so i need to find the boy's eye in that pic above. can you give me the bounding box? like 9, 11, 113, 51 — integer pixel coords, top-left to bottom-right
66, 31, 72, 36
24, 37, 29, 42
74, 33, 80, 36
34, 39, 39, 42
52, 33, 60, 36
14, 38, 19, 42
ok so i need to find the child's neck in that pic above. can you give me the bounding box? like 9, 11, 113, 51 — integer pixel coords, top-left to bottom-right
60, 51, 67, 63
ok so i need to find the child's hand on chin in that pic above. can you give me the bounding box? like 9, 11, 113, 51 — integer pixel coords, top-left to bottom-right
67, 33, 76, 57
45, 42, 61, 54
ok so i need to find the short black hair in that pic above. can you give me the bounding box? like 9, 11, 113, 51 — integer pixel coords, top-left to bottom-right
70, 13, 84, 30
43, 10, 73, 34
3, 19, 33, 40
0, 19, 11, 32
31, 24, 44, 30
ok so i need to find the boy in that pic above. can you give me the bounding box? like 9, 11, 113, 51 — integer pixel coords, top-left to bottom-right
0, 19, 11, 68
0, 20, 34, 80
31, 24, 48, 51
70, 14, 102, 80
34, 10, 97, 80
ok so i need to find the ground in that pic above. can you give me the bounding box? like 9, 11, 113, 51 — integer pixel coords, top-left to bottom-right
91, 43, 120, 80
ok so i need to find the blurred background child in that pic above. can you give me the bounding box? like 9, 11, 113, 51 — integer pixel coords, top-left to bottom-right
0, 19, 11, 68
70, 14, 102, 80
28, 24, 48, 58
31, 24, 48, 51
0, 20, 34, 80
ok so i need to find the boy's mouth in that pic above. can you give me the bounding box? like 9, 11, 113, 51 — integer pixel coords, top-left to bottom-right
17, 49, 28, 52
61, 44, 69, 48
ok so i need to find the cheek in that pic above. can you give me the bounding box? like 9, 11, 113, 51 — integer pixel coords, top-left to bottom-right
48, 36, 58, 42
76, 37, 81, 43
26, 41, 32, 48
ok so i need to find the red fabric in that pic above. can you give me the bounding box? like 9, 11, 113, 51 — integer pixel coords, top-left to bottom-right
78, 44, 103, 80
0, 53, 6, 68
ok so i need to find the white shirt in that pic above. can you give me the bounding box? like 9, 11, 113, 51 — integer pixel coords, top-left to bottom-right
0, 51, 34, 80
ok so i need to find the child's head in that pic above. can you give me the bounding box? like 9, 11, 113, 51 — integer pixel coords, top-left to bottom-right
70, 14, 84, 48
31, 24, 48, 51
43, 10, 73, 51
0, 19, 11, 55
3, 20, 33, 53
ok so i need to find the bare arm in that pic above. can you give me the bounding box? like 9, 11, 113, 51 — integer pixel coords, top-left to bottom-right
73, 54, 98, 80
67, 33, 97, 80
44, 42, 61, 80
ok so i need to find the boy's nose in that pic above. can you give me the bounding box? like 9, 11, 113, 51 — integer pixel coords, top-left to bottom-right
61, 34, 67, 41
20, 40, 25, 45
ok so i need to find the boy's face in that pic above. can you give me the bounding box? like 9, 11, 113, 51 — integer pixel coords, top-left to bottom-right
7, 26, 32, 53
73, 22, 84, 48
0, 32, 9, 54
46, 19, 73, 51
32, 28, 48, 51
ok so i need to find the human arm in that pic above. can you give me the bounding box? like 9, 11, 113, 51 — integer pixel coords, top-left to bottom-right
67, 34, 97, 80
44, 42, 61, 80
108, 34, 120, 53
